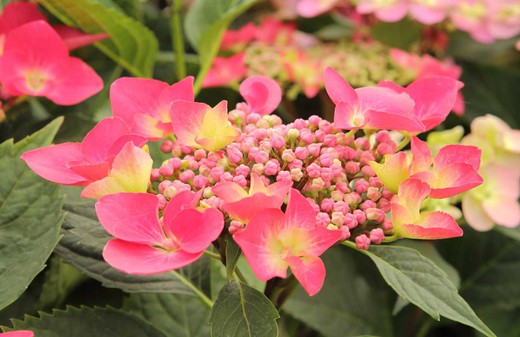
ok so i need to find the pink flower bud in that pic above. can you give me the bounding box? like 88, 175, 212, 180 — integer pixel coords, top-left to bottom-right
229, 220, 245, 235
205, 196, 222, 209
158, 180, 172, 193
210, 167, 225, 182
293, 118, 307, 129
367, 187, 381, 201
299, 129, 315, 144
323, 134, 337, 147
330, 190, 344, 201
344, 214, 358, 229
307, 163, 321, 178
232, 175, 248, 187
355, 234, 371, 250
194, 149, 206, 161
321, 167, 334, 182
316, 212, 331, 227
361, 165, 375, 177
270, 134, 286, 149
366, 208, 385, 223
220, 172, 233, 182
344, 192, 362, 206
355, 138, 370, 150
345, 161, 360, 175
163, 186, 178, 199
290, 168, 304, 181
353, 209, 366, 224
321, 198, 334, 212
264, 160, 281, 175
282, 149, 296, 162
288, 159, 303, 169
378, 198, 391, 213
308, 143, 322, 157
314, 130, 325, 142
252, 163, 264, 175
320, 153, 334, 167
331, 212, 346, 226
355, 179, 369, 193
179, 170, 195, 182
335, 181, 350, 194
308, 115, 321, 125
276, 170, 292, 182
333, 201, 349, 214
157, 194, 167, 210
295, 146, 309, 160
370, 228, 385, 244
340, 226, 351, 240
160, 140, 173, 153
193, 175, 209, 189
311, 177, 325, 190
246, 112, 261, 124
382, 218, 393, 231
377, 142, 396, 156
150, 168, 161, 181
319, 120, 333, 133
170, 157, 183, 169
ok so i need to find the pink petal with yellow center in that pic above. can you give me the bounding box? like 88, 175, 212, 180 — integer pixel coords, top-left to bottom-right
21, 142, 87, 185
95, 193, 164, 244
240, 76, 282, 116
324, 67, 357, 105
221, 193, 286, 223
53, 25, 108, 50
233, 209, 288, 281
285, 188, 316, 229
300, 226, 343, 257
81, 142, 152, 199
81, 118, 135, 163
266, 179, 294, 197
370, 152, 411, 193
401, 211, 463, 239
212, 182, 248, 202
285, 255, 326, 296
164, 208, 223, 254
103, 239, 203, 275
397, 178, 431, 215
333, 101, 365, 130
195, 101, 240, 151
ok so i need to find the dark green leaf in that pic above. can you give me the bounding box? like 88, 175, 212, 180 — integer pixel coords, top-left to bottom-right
40, 0, 158, 77
124, 293, 210, 337
225, 235, 241, 281
284, 247, 394, 337
0, 119, 65, 310
3, 306, 166, 337
210, 280, 279, 337
55, 201, 196, 294
357, 244, 495, 337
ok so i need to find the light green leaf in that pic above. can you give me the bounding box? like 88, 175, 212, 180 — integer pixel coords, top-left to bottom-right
371, 19, 422, 50
3, 306, 167, 337
284, 248, 394, 337
55, 201, 204, 294
209, 280, 279, 337
123, 293, 210, 337
184, 0, 259, 93
0, 118, 65, 310
40, 0, 158, 77
356, 244, 495, 337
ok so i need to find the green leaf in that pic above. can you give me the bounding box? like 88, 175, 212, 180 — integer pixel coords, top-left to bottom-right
371, 19, 422, 50
209, 280, 279, 337
55, 201, 199, 294
123, 293, 210, 337
184, 0, 259, 93
36, 256, 87, 311
356, 244, 495, 337
3, 306, 167, 337
446, 31, 518, 64
225, 234, 241, 281
284, 248, 394, 337
40, 0, 158, 77
495, 226, 520, 242
0, 119, 65, 310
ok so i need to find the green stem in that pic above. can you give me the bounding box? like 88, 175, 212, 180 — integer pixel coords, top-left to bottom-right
396, 134, 411, 151
171, 270, 213, 308
203, 250, 222, 260
340, 240, 357, 249
383, 234, 399, 243
343, 129, 357, 140
416, 317, 433, 337
170, 0, 186, 80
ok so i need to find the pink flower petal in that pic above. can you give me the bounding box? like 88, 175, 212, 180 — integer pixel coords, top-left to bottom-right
240, 76, 282, 116
401, 211, 463, 239
431, 163, 483, 198
405, 77, 460, 131
233, 209, 288, 281
333, 101, 365, 130
221, 193, 286, 223
20, 142, 88, 185
324, 67, 357, 105
0, 2, 46, 34
212, 182, 248, 203
434, 144, 481, 171
482, 197, 520, 228
103, 239, 202, 274
164, 208, 224, 253
81, 117, 133, 163
409, 4, 447, 24
163, 190, 202, 221
95, 193, 164, 244
0, 331, 34, 337
397, 178, 431, 215
68, 162, 111, 182
285, 255, 326, 296
301, 226, 343, 256
45, 57, 103, 105
53, 25, 108, 50
285, 189, 317, 229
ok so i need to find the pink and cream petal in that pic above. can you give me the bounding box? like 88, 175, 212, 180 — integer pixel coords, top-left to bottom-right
411, 136, 433, 173
430, 163, 483, 198
95, 193, 163, 244
240, 76, 282, 116
434, 144, 481, 171
482, 197, 520, 228
221, 193, 285, 223
370, 152, 411, 193
212, 182, 248, 203
170, 101, 208, 147
103, 239, 203, 275
462, 194, 495, 231
301, 226, 343, 256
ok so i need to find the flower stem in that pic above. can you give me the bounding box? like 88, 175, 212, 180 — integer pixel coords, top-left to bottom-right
203, 250, 222, 260
171, 270, 213, 308
396, 134, 411, 151
383, 234, 399, 243
170, 0, 186, 81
